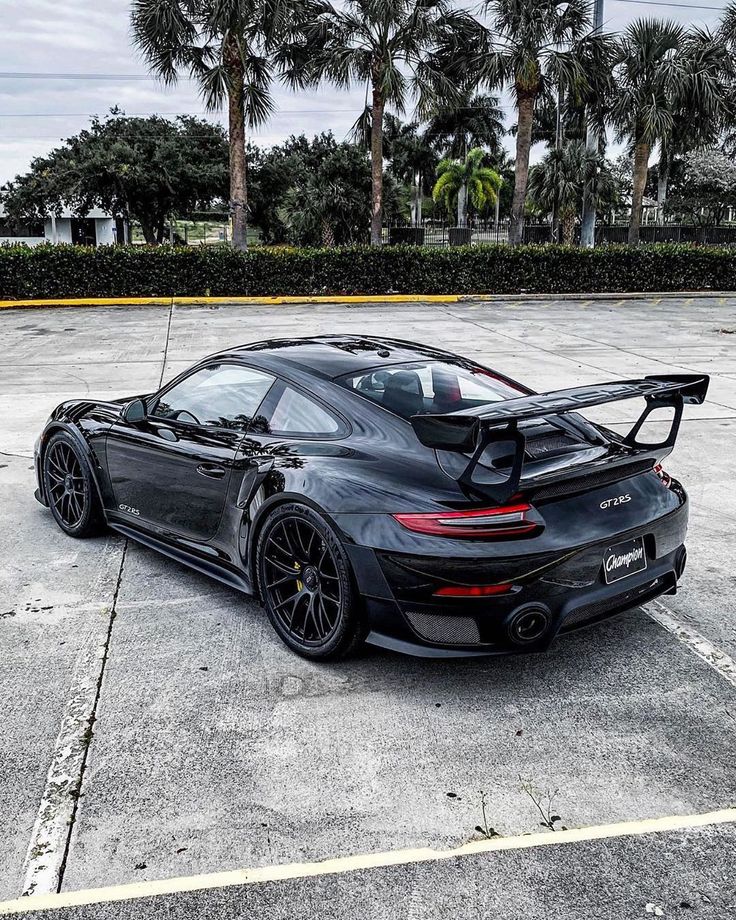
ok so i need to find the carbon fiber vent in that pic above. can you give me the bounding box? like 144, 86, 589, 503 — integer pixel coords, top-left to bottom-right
531, 460, 654, 502
525, 433, 578, 460
405, 612, 481, 645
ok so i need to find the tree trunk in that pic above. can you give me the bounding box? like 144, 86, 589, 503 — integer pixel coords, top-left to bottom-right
226, 36, 248, 252
321, 219, 335, 248
657, 147, 669, 220
562, 212, 575, 245
510, 92, 535, 246
580, 117, 598, 248
139, 218, 157, 246
370, 84, 384, 246
411, 169, 420, 227
628, 140, 650, 246
457, 183, 468, 228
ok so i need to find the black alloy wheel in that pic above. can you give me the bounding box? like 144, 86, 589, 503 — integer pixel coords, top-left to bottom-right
43, 432, 104, 537
257, 503, 365, 660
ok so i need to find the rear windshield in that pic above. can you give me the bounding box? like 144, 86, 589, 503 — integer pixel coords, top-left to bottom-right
338, 360, 525, 419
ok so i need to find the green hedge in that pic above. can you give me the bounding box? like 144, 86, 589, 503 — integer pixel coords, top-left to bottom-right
2, 242, 736, 299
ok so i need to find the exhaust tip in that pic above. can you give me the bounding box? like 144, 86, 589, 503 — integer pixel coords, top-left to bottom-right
507, 604, 550, 645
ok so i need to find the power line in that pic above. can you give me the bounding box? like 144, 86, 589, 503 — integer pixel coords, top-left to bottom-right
0, 109, 372, 117
0, 72, 168, 81
611, 0, 726, 8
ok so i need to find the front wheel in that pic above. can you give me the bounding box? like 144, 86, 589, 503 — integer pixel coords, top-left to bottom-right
256, 503, 366, 660
42, 431, 105, 538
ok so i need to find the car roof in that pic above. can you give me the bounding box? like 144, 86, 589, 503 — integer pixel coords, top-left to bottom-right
213, 335, 463, 380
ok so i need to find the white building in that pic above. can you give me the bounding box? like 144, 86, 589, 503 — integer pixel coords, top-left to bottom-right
0, 205, 127, 246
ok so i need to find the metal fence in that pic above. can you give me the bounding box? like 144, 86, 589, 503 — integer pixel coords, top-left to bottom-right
384, 221, 736, 247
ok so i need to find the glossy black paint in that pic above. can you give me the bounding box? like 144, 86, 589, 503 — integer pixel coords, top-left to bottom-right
34, 335, 697, 657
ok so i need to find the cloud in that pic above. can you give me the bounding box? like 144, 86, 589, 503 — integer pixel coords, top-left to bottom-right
0, 0, 726, 183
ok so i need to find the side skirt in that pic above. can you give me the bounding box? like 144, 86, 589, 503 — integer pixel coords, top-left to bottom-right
108, 521, 253, 596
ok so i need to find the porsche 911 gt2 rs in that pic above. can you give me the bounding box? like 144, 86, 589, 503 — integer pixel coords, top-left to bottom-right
34, 335, 708, 660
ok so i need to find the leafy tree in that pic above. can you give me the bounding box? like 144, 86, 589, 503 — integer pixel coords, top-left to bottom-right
302, 0, 472, 245
2, 113, 228, 244
665, 149, 736, 225
248, 133, 339, 243
278, 141, 372, 246
432, 148, 502, 226
131, 0, 312, 250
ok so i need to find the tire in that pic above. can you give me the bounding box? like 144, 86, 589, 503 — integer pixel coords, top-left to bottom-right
42, 430, 105, 538
256, 502, 366, 660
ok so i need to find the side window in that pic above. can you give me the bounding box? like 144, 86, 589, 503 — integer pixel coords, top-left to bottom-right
152, 364, 275, 431
267, 386, 343, 437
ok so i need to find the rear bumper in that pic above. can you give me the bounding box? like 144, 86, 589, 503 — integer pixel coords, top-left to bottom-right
362, 546, 684, 657
343, 500, 689, 658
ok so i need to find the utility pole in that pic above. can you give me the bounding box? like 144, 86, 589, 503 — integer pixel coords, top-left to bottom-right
580, 0, 604, 248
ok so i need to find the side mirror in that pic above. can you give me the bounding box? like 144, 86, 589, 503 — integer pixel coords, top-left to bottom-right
122, 398, 147, 423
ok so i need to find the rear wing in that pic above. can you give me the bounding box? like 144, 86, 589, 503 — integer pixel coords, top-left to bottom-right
411, 374, 709, 502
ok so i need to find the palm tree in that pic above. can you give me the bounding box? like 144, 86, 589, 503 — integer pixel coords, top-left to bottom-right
432, 148, 502, 227
448, 0, 611, 245
387, 119, 437, 226
655, 27, 732, 216
303, 0, 472, 245
425, 90, 505, 160
131, 0, 309, 250
527, 141, 617, 243
611, 19, 686, 245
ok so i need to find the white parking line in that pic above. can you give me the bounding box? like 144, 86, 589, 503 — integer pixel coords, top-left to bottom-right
21, 634, 107, 897
646, 600, 736, 689
1, 808, 734, 915
21, 542, 127, 898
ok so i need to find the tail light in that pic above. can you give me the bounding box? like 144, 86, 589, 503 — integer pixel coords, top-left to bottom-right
653, 463, 671, 487
392, 502, 540, 538
434, 583, 513, 597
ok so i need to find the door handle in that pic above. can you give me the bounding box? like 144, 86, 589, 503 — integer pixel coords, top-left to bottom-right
196, 463, 227, 479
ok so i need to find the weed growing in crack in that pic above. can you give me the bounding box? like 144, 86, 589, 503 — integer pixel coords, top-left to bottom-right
519, 775, 567, 831
474, 791, 502, 840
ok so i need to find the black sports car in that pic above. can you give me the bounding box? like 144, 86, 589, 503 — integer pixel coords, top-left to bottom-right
34, 335, 708, 660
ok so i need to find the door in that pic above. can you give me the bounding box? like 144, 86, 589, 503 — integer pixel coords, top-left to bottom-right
106, 362, 275, 541
70, 218, 97, 246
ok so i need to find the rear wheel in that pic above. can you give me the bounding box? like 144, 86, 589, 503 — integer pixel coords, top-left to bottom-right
256, 503, 365, 660
42, 431, 104, 538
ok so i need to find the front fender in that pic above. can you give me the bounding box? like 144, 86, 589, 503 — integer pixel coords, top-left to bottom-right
36, 416, 113, 513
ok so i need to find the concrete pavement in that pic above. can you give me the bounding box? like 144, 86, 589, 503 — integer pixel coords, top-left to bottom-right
1, 296, 735, 917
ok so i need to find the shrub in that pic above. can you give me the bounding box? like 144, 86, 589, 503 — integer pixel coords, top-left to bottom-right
1, 242, 736, 299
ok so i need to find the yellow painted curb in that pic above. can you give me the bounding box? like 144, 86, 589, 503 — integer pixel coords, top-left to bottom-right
0, 294, 459, 310
1, 807, 734, 914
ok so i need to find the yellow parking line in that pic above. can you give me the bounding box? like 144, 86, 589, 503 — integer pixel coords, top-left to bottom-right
0, 294, 459, 310
1, 807, 734, 914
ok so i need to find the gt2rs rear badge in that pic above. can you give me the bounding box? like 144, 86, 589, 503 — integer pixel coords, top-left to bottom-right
600, 493, 632, 510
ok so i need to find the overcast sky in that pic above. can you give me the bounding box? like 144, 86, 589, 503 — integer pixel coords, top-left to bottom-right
0, 0, 728, 185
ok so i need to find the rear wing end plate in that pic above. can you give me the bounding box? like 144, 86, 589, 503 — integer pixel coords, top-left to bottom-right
411, 374, 709, 502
